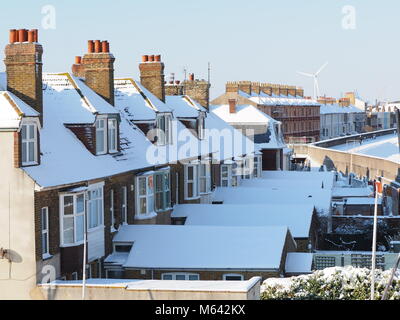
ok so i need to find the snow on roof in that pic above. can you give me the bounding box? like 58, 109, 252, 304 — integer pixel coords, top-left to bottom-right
44, 277, 261, 292
332, 187, 374, 198
320, 103, 365, 114
344, 197, 382, 205
165, 95, 204, 118
171, 203, 315, 238
284, 253, 313, 274
209, 104, 277, 125
22, 73, 156, 188
260, 171, 334, 190
111, 225, 291, 270
0, 89, 39, 129
238, 90, 320, 106
330, 133, 399, 163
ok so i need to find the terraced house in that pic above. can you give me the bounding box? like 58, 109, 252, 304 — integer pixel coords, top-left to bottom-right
0, 29, 256, 299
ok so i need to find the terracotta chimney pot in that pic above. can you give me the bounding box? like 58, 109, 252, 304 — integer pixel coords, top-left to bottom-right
101, 41, 109, 53
148, 55, 154, 62
88, 40, 95, 53
9, 29, 17, 43
154, 55, 161, 62
142, 55, 149, 62
75, 56, 82, 64
18, 29, 28, 42
28, 30, 35, 43
94, 40, 101, 53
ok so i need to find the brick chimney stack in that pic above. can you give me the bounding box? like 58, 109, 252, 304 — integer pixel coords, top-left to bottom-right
183, 72, 211, 109
4, 28, 43, 124
229, 99, 237, 114
82, 40, 115, 105
71, 56, 85, 78
139, 54, 165, 102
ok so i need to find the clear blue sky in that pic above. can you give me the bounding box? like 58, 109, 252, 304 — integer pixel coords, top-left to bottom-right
0, 0, 399, 104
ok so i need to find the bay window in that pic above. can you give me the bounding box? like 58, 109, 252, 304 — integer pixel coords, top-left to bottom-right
60, 193, 85, 246
155, 170, 171, 212
184, 164, 200, 200
21, 122, 38, 166
136, 175, 155, 216
199, 161, 211, 194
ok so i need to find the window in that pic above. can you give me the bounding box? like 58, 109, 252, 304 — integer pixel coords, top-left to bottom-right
87, 187, 104, 229
21, 123, 38, 166
162, 273, 200, 281
253, 155, 262, 178
156, 114, 172, 145
108, 118, 118, 153
41, 207, 50, 258
184, 164, 199, 200
198, 112, 206, 140
241, 158, 252, 179
221, 164, 231, 187
136, 175, 155, 216
199, 161, 211, 194
121, 187, 127, 224
95, 118, 107, 155
60, 193, 85, 246
110, 189, 115, 230
155, 170, 171, 212
223, 274, 244, 281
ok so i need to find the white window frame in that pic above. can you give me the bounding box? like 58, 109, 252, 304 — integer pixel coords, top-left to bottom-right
161, 273, 200, 281
108, 118, 118, 153
253, 155, 262, 178
220, 164, 232, 187
110, 189, 115, 231
95, 117, 108, 155
154, 169, 172, 212
156, 113, 172, 146
199, 161, 211, 194
121, 186, 128, 224
21, 122, 38, 166
135, 175, 155, 217
87, 184, 104, 231
198, 112, 206, 140
59, 193, 85, 247
184, 164, 200, 200
223, 274, 244, 281
41, 207, 50, 259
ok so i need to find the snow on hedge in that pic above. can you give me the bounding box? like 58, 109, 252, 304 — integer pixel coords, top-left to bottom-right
261, 266, 400, 300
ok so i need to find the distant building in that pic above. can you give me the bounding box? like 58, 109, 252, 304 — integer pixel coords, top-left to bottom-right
366, 102, 399, 131
211, 81, 321, 144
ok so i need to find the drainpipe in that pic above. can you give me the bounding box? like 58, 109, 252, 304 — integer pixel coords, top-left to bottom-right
396, 108, 400, 154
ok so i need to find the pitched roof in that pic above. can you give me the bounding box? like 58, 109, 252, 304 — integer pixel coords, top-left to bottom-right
108, 225, 292, 270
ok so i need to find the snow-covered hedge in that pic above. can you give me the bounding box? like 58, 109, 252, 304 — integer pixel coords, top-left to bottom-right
261, 267, 400, 300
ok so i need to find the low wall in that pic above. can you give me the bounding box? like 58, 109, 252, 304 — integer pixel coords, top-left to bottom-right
37, 277, 261, 300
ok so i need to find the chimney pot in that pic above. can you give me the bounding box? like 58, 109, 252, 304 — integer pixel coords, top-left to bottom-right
229, 99, 237, 114
18, 29, 28, 42
88, 40, 94, 53
142, 55, 149, 62
32, 29, 38, 42
154, 54, 161, 62
169, 80, 174, 84
75, 56, 82, 64
101, 41, 109, 53
94, 40, 101, 53
148, 55, 155, 62
175, 80, 180, 85
28, 30, 35, 43
9, 29, 17, 43
189, 73, 195, 81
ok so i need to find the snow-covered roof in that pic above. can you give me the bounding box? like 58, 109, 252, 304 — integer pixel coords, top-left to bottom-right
109, 225, 292, 270
320, 103, 365, 114
0, 91, 40, 129
44, 277, 261, 292
171, 203, 315, 238
285, 253, 313, 274
22, 73, 155, 188
209, 104, 286, 150
344, 197, 382, 205
165, 95, 204, 118
212, 171, 334, 214
238, 90, 320, 106
332, 187, 373, 198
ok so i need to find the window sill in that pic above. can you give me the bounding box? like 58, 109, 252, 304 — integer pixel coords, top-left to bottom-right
42, 253, 53, 261
184, 196, 201, 201
134, 211, 157, 221
200, 191, 212, 195
156, 207, 173, 213
22, 162, 39, 167
60, 241, 84, 248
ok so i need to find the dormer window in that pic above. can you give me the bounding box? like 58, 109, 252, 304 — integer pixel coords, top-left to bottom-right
156, 113, 172, 145
197, 112, 206, 140
21, 122, 38, 166
95, 116, 119, 155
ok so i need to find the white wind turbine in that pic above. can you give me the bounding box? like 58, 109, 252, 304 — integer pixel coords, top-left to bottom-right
297, 62, 328, 100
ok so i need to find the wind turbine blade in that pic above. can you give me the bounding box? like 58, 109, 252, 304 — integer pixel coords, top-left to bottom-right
315, 62, 328, 76
297, 71, 314, 77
